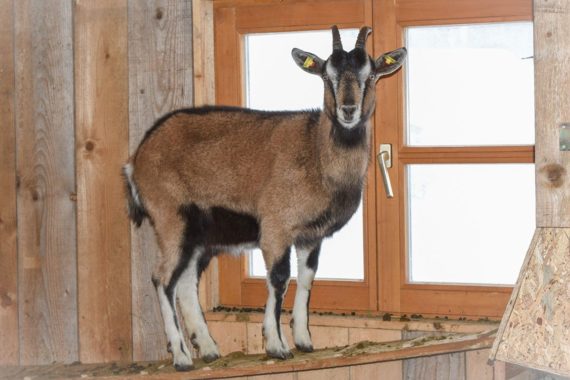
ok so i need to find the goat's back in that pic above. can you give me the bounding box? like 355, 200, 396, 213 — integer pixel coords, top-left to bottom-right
131, 106, 321, 215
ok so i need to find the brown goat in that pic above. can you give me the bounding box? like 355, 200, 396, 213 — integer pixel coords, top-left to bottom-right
123, 25, 406, 371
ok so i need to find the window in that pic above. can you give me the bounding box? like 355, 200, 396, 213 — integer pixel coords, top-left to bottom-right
214, 0, 534, 317
214, 0, 377, 311
376, 0, 534, 317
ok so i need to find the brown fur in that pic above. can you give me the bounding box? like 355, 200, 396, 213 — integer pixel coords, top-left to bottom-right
131, 108, 370, 278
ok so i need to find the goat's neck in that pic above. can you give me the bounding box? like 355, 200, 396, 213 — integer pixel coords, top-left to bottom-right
316, 114, 371, 192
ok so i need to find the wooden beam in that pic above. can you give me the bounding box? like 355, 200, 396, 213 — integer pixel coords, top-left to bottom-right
0, 330, 495, 380
75, 0, 132, 363
14, 0, 78, 365
0, 0, 19, 366
535, 0, 570, 227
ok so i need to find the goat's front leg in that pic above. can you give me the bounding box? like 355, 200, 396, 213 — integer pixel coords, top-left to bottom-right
262, 245, 293, 359
291, 242, 321, 352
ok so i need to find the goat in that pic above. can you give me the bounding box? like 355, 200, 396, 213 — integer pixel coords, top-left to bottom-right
123, 25, 406, 371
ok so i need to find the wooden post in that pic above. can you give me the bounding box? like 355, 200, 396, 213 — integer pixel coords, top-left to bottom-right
490, 0, 570, 376
75, 0, 132, 363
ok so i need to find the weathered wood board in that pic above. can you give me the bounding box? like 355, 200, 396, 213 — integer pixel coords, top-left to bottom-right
127, 0, 194, 362
403, 331, 466, 380
0, 330, 495, 380
491, 228, 570, 377
14, 0, 78, 365
0, 0, 19, 366
535, 0, 570, 227
75, 0, 132, 363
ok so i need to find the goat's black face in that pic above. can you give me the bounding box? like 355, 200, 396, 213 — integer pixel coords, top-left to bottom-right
292, 26, 407, 129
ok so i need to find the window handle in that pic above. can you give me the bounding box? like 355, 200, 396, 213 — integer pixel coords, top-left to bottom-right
377, 144, 394, 198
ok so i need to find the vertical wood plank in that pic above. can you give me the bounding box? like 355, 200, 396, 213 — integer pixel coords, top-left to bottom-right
14, 0, 78, 365
75, 0, 132, 363
127, 0, 194, 362
0, 0, 19, 366
192, 0, 215, 107
466, 349, 493, 380
403, 331, 465, 380
535, 0, 570, 227
350, 361, 403, 380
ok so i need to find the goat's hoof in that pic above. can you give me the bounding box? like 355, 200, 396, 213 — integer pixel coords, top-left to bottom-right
267, 349, 294, 360
295, 343, 314, 353
202, 353, 221, 363
174, 363, 194, 372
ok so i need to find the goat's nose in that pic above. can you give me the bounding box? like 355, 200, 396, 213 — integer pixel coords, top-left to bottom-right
341, 105, 357, 119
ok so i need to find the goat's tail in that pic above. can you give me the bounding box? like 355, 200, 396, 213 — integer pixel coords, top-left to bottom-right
122, 162, 148, 227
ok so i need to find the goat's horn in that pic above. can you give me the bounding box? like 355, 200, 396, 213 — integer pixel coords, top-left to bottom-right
355, 26, 372, 49
332, 25, 343, 51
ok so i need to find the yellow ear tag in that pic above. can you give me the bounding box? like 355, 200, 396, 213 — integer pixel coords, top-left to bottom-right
384, 55, 397, 65
303, 56, 315, 68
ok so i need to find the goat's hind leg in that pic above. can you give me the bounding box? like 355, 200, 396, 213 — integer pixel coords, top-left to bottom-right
154, 275, 193, 371
152, 214, 194, 371
177, 247, 220, 363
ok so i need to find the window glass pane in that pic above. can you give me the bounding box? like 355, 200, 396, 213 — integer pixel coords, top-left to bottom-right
407, 164, 535, 285
245, 29, 358, 111
405, 22, 534, 146
245, 30, 364, 280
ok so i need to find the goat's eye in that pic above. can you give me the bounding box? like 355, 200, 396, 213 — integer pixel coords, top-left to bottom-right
322, 74, 328, 80
369, 74, 375, 80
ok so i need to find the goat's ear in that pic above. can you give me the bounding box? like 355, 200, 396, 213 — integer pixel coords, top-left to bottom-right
373, 47, 407, 79
292, 48, 324, 75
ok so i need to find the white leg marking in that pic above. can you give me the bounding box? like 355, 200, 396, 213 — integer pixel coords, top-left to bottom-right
292, 247, 317, 351
263, 276, 292, 358
177, 248, 220, 362
157, 285, 193, 369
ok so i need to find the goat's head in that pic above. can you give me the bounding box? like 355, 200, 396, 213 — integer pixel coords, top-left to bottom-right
292, 26, 407, 129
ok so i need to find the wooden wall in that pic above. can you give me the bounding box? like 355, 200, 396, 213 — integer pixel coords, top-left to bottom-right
0, 0, 211, 366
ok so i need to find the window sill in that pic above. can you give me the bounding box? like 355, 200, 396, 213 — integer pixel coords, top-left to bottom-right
205, 310, 500, 334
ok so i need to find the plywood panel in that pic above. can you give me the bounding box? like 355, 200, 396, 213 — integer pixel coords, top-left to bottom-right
75, 0, 132, 363
127, 0, 194, 362
14, 0, 78, 365
0, 0, 19, 366
492, 229, 570, 377
535, 0, 570, 227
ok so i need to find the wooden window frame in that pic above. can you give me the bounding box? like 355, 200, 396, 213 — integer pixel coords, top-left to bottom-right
213, 0, 534, 318
375, 0, 534, 318
213, 0, 378, 312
